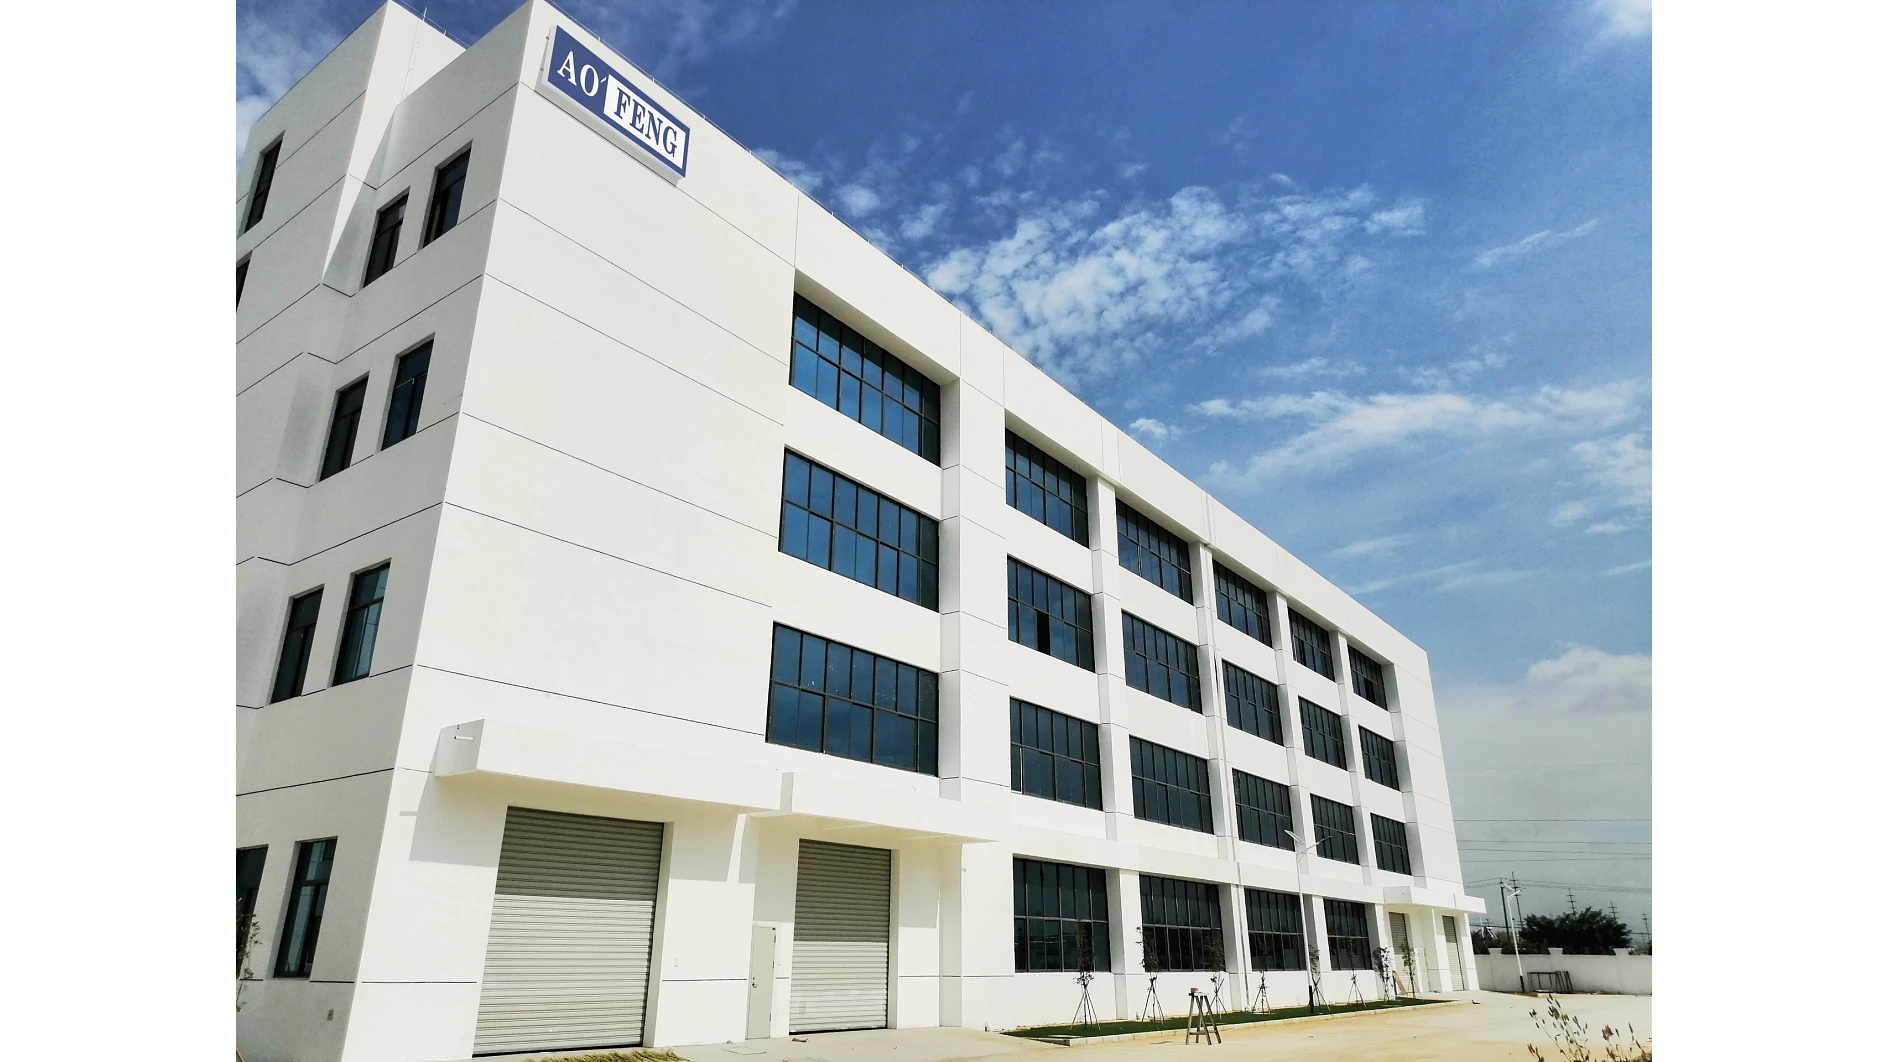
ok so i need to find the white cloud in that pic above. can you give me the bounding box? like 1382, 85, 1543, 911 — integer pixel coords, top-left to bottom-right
1472, 218, 1600, 269
754, 148, 826, 194
1260, 357, 1365, 380
1585, 521, 1628, 535
1572, 432, 1651, 509
834, 183, 884, 216
1333, 534, 1417, 559
1593, 0, 1652, 38
1129, 418, 1174, 442
1365, 200, 1427, 236
1400, 338, 1510, 390
1550, 500, 1593, 527
1347, 559, 1537, 596
1603, 559, 1651, 575
899, 201, 950, 241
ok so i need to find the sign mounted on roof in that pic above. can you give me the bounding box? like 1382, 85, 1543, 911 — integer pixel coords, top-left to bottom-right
540, 26, 690, 180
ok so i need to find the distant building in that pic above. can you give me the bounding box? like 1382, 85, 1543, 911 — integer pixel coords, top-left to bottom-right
235, 4, 1484, 1059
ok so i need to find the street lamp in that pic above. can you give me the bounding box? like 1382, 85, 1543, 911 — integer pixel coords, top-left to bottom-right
1281, 829, 1324, 1014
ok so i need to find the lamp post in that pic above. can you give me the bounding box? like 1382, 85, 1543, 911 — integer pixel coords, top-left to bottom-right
1282, 829, 1324, 1013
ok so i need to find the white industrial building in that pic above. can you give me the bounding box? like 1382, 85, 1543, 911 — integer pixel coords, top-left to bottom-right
235, 3, 1484, 1059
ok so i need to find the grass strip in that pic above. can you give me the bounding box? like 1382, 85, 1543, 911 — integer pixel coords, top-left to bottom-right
1004, 996, 1438, 1039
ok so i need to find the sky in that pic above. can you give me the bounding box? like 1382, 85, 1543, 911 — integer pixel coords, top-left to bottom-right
239, 0, 1652, 940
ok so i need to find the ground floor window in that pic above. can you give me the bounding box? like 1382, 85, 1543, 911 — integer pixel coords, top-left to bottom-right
1014, 858, 1112, 972
274, 838, 336, 977
1244, 888, 1306, 971
1140, 875, 1224, 972
1324, 898, 1373, 971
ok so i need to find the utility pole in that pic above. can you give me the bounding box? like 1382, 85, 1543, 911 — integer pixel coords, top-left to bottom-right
1497, 878, 1526, 992
1567, 891, 1576, 914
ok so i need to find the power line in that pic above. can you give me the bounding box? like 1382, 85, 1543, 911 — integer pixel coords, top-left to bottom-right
1448, 762, 1650, 772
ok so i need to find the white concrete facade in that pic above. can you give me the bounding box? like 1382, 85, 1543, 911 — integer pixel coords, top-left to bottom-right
234, 5, 1484, 1060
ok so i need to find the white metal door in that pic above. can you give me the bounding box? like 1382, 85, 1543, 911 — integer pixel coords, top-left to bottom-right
473, 808, 664, 1055
1442, 915, 1466, 991
789, 841, 891, 1033
1388, 912, 1413, 990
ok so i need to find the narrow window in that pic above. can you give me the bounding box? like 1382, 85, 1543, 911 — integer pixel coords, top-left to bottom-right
1290, 609, 1336, 679
1323, 898, 1373, 970
1006, 558, 1095, 670
1010, 699, 1103, 810
1349, 646, 1390, 708
1014, 858, 1112, 973
319, 379, 368, 480
1300, 699, 1348, 769
1372, 814, 1413, 875
1121, 613, 1202, 711
237, 847, 268, 973
1116, 503, 1194, 602
1129, 737, 1213, 833
1360, 727, 1400, 789
269, 589, 324, 703
244, 139, 281, 232
1222, 662, 1283, 744
765, 625, 938, 774
1310, 795, 1360, 864
361, 194, 407, 285
788, 294, 942, 462
1244, 888, 1306, 971
236, 258, 250, 307
1005, 431, 1089, 544
332, 565, 389, 685
1213, 563, 1273, 645
274, 838, 336, 977
1231, 770, 1294, 850
779, 451, 939, 609
381, 342, 432, 449
422, 150, 471, 245
1139, 875, 1224, 972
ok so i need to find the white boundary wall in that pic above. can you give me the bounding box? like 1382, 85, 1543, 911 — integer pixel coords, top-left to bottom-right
1474, 949, 1651, 995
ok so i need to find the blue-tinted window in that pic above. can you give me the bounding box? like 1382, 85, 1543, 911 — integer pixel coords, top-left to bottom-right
1245, 888, 1306, 972
237, 846, 268, 973
1360, 727, 1400, 789
1324, 898, 1373, 970
1223, 662, 1283, 744
244, 139, 279, 232
1214, 563, 1273, 646
1300, 699, 1347, 769
1310, 795, 1360, 865
1006, 431, 1088, 544
766, 625, 938, 775
1140, 875, 1224, 972
422, 150, 469, 244
319, 379, 367, 480
1014, 858, 1112, 973
362, 194, 405, 285
1372, 814, 1412, 875
332, 565, 388, 685
1122, 613, 1201, 711
1008, 559, 1095, 670
270, 589, 323, 703
381, 342, 431, 448
1290, 610, 1336, 679
1232, 770, 1294, 850
1349, 646, 1390, 708
780, 452, 939, 609
1129, 737, 1212, 833
1010, 699, 1103, 810
1117, 504, 1193, 602
274, 838, 335, 977
790, 295, 941, 462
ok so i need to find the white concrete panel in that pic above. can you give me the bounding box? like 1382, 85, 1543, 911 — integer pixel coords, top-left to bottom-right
794, 206, 962, 381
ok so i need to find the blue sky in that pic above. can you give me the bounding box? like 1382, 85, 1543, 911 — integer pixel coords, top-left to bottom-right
241, 0, 1652, 936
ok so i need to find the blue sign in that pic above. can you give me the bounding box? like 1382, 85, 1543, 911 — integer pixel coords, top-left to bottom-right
543, 27, 690, 178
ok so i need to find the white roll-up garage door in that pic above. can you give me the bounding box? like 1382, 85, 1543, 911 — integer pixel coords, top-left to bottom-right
1388, 911, 1412, 988
473, 807, 665, 1055
1442, 915, 1466, 991
789, 840, 892, 1033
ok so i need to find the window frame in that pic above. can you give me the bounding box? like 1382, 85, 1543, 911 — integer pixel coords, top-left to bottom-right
1010, 699, 1104, 810
1289, 609, 1337, 680
1309, 794, 1361, 864
1139, 874, 1225, 973
421, 149, 471, 246
1007, 558, 1096, 670
779, 451, 940, 610
1005, 430, 1090, 545
1014, 857, 1113, 973
331, 563, 389, 685
1213, 562, 1274, 645
1299, 698, 1348, 769
237, 846, 268, 974
244, 137, 281, 233
269, 587, 324, 703
1116, 502, 1195, 602
318, 376, 369, 481
1323, 898, 1374, 971
1371, 814, 1413, 875
1359, 726, 1400, 790
788, 294, 942, 462
236, 257, 250, 307
1222, 661, 1283, 744
765, 624, 939, 775
1244, 887, 1307, 972
361, 192, 408, 286
1231, 769, 1294, 850
1349, 645, 1390, 708
1129, 736, 1214, 834
1122, 612, 1202, 711
380, 341, 433, 449
273, 837, 336, 978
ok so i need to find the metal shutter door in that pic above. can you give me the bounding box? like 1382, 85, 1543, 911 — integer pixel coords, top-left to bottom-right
1442, 915, 1466, 991
1388, 912, 1412, 983
473, 808, 664, 1055
789, 841, 891, 1033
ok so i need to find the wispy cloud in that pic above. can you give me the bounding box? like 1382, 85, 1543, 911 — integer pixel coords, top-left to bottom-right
1261, 356, 1365, 380
1333, 534, 1417, 559
1572, 432, 1651, 509
1592, 0, 1652, 38
1349, 559, 1538, 596
1603, 559, 1650, 575
1472, 218, 1600, 270
1129, 418, 1175, 442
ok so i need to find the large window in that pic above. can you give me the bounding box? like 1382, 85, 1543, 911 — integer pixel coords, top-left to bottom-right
767, 625, 938, 774
362, 194, 406, 285
332, 564, 388, 685
1324, 898, 1373, 970
789, 294, 941, 462
1360, 727, 1400, 789
1005, 431, 1089, 544
1244, 888, 1306, 971
1300, 699, 1348, 769
1117, 503, 1193, 602
1231, 770, 1294, 850
422, 149, 470, 244
274, 838, 335, 977
244, 138, 280, 232
269, 589, 324, 703
1310, 795, 1360, 864
237, 847, 268, 972
1349, 646, 1389, 708
381, 342, 431, 448
1129, 737, 1212, 833
1290, 609, 1336, 679
1122, 613, 1201, 711
1222, 662, 1283, 744
1213, 563, 1273, 645
1014, 858, 1112, 973
780, 452, 939, 609
1011, 700, 1103, 810
1140, 875, 1224, 972
1007, 559, 1095, 670
1372, 815, 1413, 875
318, 378, 367, 480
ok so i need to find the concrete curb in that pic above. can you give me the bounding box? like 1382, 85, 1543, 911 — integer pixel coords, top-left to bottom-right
1020, 998, 1469, 1046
